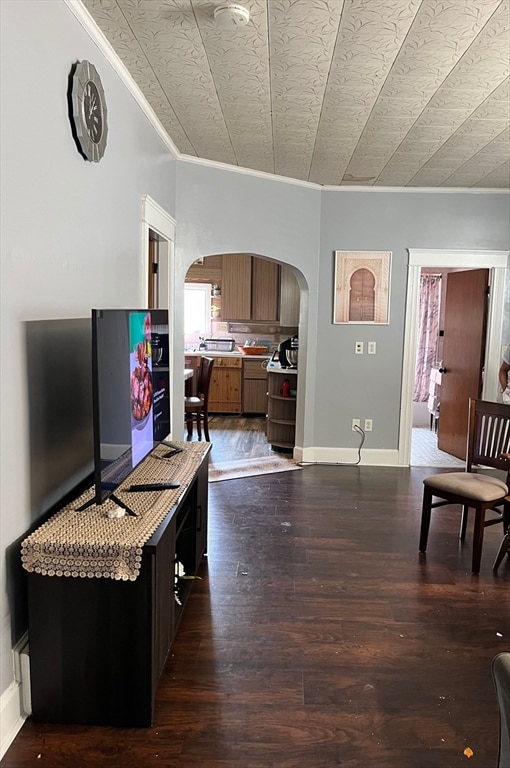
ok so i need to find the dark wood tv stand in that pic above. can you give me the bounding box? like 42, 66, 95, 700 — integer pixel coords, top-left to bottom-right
25, 442, 210, 727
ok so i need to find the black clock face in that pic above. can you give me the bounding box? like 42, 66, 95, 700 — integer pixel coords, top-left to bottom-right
83, 81, 103, 143
70, 61, 108, 162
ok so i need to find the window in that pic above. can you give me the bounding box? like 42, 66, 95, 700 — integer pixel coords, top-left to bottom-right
184, 284, 211, 345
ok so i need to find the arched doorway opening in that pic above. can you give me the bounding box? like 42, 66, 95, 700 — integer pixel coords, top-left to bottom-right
183, 253, 303, 464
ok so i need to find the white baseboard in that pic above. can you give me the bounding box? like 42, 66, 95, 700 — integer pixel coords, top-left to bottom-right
295, 445, 401, 466
0, 681, 26, 760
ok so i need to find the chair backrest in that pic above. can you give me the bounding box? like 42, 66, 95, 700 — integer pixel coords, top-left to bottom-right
467, 399, 510, 478
196, 356, 214, 405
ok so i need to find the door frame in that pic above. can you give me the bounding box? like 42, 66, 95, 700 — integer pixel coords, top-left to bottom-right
141, 194, 178, 436
398, 248, 508, 466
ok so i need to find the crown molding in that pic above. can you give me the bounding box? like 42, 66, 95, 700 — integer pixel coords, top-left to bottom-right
322, 185, 510, 194
178, 154, 322, 190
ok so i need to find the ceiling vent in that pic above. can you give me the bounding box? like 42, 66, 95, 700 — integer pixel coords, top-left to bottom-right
214, 4, 250, 28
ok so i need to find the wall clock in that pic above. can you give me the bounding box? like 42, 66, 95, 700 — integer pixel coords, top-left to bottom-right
69, 60, 108, 162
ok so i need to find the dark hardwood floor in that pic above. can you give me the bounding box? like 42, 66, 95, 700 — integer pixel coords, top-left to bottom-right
4, 419, 509, 768
188, 415, 277, 463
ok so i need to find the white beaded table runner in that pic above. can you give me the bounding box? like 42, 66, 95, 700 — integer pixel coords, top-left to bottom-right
21, 442, 210, 582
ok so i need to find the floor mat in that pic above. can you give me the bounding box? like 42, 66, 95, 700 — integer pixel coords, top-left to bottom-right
209, 455, 302, 482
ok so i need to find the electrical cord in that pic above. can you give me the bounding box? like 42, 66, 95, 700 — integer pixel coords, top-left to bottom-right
296, 424, 366, 467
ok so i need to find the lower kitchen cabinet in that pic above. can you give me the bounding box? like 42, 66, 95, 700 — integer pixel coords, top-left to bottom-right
209, 356, 242, 413
242, 358, 268, 414
266, 369, 297, 452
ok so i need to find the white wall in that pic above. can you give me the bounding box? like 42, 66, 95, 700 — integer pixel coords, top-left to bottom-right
0, 0, 177, 752
175, 159, 322, 450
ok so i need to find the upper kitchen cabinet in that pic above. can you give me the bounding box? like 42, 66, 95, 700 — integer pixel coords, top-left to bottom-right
251, 258, 279, 321
279, 267, 300, 327
185, 255, 223, 285
222, 254, 252, 320
222, 255, 280, 322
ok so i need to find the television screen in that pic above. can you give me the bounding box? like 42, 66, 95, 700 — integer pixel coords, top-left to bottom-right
90, 308, 170, 506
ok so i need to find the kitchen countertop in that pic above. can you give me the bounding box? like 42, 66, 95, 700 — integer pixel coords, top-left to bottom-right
186, 350, 272, 359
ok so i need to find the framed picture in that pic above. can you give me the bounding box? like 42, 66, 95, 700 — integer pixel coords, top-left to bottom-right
333, 251, 392, 324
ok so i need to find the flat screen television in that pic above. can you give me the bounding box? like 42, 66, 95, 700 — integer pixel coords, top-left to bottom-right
80, 308, 179, 513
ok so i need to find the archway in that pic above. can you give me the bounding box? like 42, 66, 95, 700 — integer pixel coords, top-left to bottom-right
183, 253, 305, 461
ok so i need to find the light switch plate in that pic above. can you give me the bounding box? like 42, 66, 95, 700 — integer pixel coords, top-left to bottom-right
368, 341, 376, 354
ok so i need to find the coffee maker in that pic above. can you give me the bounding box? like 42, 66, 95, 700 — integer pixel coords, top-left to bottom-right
277, 335, 298, 368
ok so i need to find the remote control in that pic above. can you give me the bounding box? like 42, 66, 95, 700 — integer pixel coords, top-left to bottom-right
127, 482, 180, 492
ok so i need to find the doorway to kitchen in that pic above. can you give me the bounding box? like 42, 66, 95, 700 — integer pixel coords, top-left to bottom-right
183, 254, 302, 466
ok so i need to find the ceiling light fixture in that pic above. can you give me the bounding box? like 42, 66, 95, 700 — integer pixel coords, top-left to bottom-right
214, 4, 250, 28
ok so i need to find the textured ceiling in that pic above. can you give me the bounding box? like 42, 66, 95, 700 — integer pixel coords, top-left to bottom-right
82, 0, 510, 188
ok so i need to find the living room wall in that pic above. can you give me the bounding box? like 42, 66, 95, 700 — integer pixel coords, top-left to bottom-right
0, 0, 177, 750
175, 161, 510, 458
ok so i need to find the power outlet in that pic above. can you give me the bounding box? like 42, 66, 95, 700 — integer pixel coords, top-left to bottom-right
364, 418, 373, 432
355, 341, 364, 354
368, 341, 377, 355
352, 418, 361, 431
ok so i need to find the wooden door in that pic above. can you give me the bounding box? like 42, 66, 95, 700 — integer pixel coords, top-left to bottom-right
437, 269, 489, 459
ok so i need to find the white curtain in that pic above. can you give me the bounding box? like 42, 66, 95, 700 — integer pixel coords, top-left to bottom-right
414, 274, 441, 402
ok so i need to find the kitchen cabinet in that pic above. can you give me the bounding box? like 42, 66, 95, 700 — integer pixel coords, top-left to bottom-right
266, 369, 297, 452
222, 255, 280, 322
209, 356, 242, 413
242, 358, 268, 414
251, 258, 279, 321
279, 266, 300, 327
185, 255, 222, 286
222, 254, 252, 320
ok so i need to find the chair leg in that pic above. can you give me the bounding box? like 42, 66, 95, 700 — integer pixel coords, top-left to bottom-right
196, 414, 202, 440
203, 410, 210, 442
493, 531, 510, 573
471, 507, 485, 575
419, 487, 433, 554
503, 500, 510, 534
459, 505, 469, 541
185, 413, 193, 439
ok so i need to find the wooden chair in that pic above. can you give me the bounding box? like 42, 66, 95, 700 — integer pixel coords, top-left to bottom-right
492, 653, 510, 768
184, 356, 214, 442
419, 399, 510, 574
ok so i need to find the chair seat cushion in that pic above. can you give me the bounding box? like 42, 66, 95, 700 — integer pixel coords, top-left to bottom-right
185, 396, 205, 412
424, 472, 508, 502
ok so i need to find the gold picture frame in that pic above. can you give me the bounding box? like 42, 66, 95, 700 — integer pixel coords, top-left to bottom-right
333, 250, 392, 324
